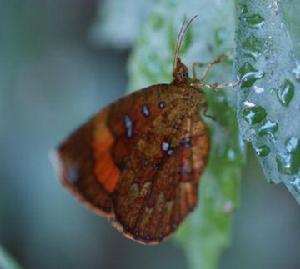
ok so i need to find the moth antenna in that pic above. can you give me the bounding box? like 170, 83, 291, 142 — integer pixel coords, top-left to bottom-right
173, 17, 188, 72
173, 15, 198, 72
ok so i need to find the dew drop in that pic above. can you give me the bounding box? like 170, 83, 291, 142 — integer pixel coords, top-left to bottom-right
240, 4, 248, 14
290, 178, 300, 194
239, 62, 264, 88
277, 79, 294, 107
243, 101, 255, 107
242, 36, 264, 59
244, 14, 265, 29
277, 137, 300, 175
242, 105, 267, 124
286, 137, 299, 152
277, 152, 291, 175
292, 63, 300, 81
255, 145, 270, 157
253, 86, 264, 94
258, 120, 278, 137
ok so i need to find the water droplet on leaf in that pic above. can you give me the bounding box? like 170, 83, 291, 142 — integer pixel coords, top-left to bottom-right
290, 178, 300, 194
253, 86, 264, 93
244, 14, 265, 29
277, 137, 300, 175
292, 63, 300, 81
255, 145, 270, 157
258, 120, 278, 137
240, 4, 248, 14
242, 105, 267, 124
277, 79, 294, 107
242, 36, 264, 59
239, 62, 264, 88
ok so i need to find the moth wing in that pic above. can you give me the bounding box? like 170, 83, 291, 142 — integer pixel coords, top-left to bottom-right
52, 114, 113, 216
111, 113, 209, 244
52, 83, 209, 244
52, 85, 167, 216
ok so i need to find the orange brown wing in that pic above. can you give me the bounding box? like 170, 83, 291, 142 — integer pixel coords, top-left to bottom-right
53, 115, 113, 216
53, 83, 209, 244
52, 84, 173, 216
111, 112, 209, 244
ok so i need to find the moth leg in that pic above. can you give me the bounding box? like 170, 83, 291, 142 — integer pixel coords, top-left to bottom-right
192, 62, 208, 80
192, 52, 230, 81
191, 80, 239, 90
192, 57, 223, 81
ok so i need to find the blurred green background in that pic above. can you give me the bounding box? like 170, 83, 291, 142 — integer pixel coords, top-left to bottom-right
0, 1, 300, 269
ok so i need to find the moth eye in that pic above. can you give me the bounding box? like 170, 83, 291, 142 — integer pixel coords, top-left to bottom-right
182, 71, 188, 79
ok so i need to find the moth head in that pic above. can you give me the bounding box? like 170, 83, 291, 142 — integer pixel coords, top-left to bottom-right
173, 57, 189, 84
172, 15, 197, 84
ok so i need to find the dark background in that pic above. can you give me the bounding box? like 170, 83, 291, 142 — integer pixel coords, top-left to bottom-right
0, 1, 300, 268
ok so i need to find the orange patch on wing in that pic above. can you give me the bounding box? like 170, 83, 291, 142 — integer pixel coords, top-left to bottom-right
93, 109, 120, 193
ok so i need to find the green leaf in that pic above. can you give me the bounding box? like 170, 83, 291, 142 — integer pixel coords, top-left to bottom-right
127, 0, 244, 269
235, 0, 300, 201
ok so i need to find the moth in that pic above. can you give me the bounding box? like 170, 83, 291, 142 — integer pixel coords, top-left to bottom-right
52, 16, 235, 244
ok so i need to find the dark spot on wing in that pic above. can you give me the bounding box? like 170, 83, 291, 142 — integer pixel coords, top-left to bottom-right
180, 137, 191, 148
158, 101, 166, 109
123, 114, 133, 138
141, 104, 150, 117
